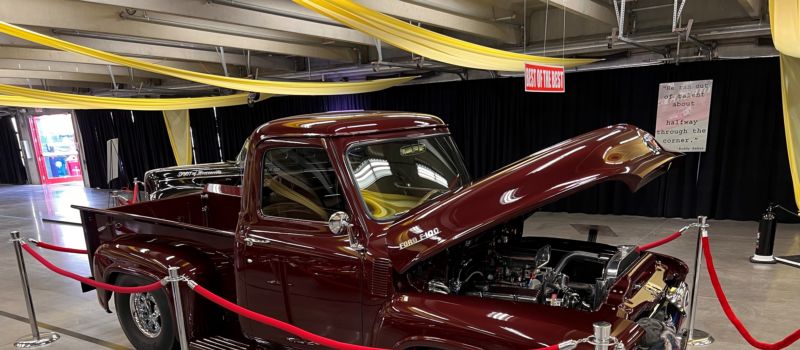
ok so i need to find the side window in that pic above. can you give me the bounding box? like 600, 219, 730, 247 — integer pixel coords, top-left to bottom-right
261, 147, 344, 221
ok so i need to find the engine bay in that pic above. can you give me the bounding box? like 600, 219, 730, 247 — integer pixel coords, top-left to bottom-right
404, 220, 640, 312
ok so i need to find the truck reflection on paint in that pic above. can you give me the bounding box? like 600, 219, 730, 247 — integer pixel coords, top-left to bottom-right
75, 111, 689, 350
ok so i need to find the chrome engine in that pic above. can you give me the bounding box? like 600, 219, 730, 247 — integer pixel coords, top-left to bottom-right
407, 223, 641, 312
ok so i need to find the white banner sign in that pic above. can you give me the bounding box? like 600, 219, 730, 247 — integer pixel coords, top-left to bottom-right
655, 79, 713, 152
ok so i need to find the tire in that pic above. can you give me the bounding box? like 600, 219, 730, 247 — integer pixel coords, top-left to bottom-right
114, 274, 178, 350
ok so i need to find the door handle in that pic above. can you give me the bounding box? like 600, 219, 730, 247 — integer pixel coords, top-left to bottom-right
244, 237, 271, 246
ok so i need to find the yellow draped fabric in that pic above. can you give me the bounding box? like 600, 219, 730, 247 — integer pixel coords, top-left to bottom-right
293, 0, 597, 72
163, 110, 192, 165
770, 0, 800, 209
0, 83, 268, 110
0, 95, 92, 110
0, 21, 415, 95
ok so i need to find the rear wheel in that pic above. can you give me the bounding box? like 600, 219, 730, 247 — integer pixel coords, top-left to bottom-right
114, 274, 177, 349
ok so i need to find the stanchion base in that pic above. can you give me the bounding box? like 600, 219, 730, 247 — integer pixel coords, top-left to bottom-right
14, 333, 60, 348
750, 254, 777, 264
687, 329, 714, 347
775, 255, 800, 268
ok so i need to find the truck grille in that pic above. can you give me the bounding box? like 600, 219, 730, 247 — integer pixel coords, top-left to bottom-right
371, 258, 391, 297
190, 336, 250, 350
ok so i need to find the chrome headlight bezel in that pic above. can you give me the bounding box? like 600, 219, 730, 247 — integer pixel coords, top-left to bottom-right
666, 281, 689, 312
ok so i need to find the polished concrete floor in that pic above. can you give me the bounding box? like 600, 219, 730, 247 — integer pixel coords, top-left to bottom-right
0, 184, 799, 350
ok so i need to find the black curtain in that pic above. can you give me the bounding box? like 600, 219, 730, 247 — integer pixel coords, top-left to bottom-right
206, 57, 795, 221
189, 108, 222, 163
0, 116, 27, 184
214, 104, 270, 160
75, 110, 116, 188
75, 109, 175, 188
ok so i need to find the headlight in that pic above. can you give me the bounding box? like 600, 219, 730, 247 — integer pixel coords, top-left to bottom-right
666, 281, 689, 312
642, 132, 662, 154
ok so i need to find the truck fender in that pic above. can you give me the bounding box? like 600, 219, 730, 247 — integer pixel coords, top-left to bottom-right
92, 236, 222, 340
391, 336, 484, 350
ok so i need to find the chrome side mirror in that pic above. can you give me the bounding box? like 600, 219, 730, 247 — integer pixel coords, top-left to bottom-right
329, 211, 364, 252
328, 211, 351, 235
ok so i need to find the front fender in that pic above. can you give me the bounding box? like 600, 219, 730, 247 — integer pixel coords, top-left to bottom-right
372, 292, 643, 350
92, 235, 224, 340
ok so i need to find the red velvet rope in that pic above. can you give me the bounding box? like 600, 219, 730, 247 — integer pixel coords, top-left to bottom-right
32, 240, 88, 254
193, 282, 563, 350
192, 283, 388, 350
702, 236, 800, 349
635, 230, 682, 252
21, 244, 163, 294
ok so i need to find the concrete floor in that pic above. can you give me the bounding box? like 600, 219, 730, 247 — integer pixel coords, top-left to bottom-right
0, 184, 799, 350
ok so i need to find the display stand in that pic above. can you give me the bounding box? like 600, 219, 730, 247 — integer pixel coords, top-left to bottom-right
750, 204, 800, 269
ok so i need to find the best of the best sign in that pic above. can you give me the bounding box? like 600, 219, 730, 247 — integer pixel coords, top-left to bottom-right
654, 79, 713, 152
524, 63, 565, 93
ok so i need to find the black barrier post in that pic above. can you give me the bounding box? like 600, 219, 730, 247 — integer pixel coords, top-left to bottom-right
750, 206, 777, 264
9, 231, 60, 348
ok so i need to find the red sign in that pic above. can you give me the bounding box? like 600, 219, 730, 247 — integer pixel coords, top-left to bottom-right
524, 63, 565, 93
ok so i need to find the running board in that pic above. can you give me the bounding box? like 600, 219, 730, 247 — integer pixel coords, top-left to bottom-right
190, 336, 250, 350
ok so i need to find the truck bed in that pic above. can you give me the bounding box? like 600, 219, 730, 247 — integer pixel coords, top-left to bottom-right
72, 185, 241, 263
111, 186, 240, 233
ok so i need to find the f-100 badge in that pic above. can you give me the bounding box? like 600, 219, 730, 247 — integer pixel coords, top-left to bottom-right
399, 226, 441, 249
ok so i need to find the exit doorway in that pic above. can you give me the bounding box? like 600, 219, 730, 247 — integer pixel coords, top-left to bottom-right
29, 113, 83, 185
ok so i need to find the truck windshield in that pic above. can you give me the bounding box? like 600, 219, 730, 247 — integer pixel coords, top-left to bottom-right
346, 135, 469, 220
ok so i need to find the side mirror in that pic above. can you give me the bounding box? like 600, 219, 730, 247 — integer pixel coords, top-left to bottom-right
328, 211, 351, 235
328, 211, 364, 252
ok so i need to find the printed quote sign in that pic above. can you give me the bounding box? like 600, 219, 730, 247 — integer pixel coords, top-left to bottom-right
655, 79, 713, 152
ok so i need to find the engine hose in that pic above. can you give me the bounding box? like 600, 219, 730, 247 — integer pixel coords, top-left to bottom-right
554, 251, 599, 275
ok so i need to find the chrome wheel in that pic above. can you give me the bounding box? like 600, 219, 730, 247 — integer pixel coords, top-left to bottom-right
129, 292, 162, 338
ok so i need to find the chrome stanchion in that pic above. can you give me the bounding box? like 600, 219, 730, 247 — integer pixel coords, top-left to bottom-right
167, 266, 189, 350
686, 217, 714, 346
9, 231, 60, 348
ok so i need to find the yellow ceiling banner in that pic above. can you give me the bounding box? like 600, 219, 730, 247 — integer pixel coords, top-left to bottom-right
0, 21, 415, 95
0, 83, 269, 110
163, 110, 193, 166
770, 0, 800, 57
293, 0, 598, 72
770, 0, 800, 209
0, 95, 91, 110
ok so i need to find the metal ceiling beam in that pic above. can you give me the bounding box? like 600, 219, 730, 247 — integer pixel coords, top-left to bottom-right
401, 0, 516, 22
363, 0, 521, 44
540, 0, 617, 25
78, 0, 374, 46
0, 32, 294, 73
0, 59, 165, 79
210, 0, 520, 44
0, 78, 110, 89
0, 47, 237, 76
0, 0, 356, 62
0, 68, 158, 85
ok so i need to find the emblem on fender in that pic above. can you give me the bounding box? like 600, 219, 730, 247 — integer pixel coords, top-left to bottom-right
399, 227, 441, 249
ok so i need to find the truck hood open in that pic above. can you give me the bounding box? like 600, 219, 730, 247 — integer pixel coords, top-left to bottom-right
385, 124, 681, 273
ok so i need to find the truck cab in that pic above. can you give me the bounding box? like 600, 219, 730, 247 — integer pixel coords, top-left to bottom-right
76, 111, 688, 350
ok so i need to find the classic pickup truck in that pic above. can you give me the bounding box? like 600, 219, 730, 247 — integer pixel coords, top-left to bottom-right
75, 111, 689, 350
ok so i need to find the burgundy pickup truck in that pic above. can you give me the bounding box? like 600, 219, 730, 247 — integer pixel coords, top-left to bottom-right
75, 111, 689, 350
